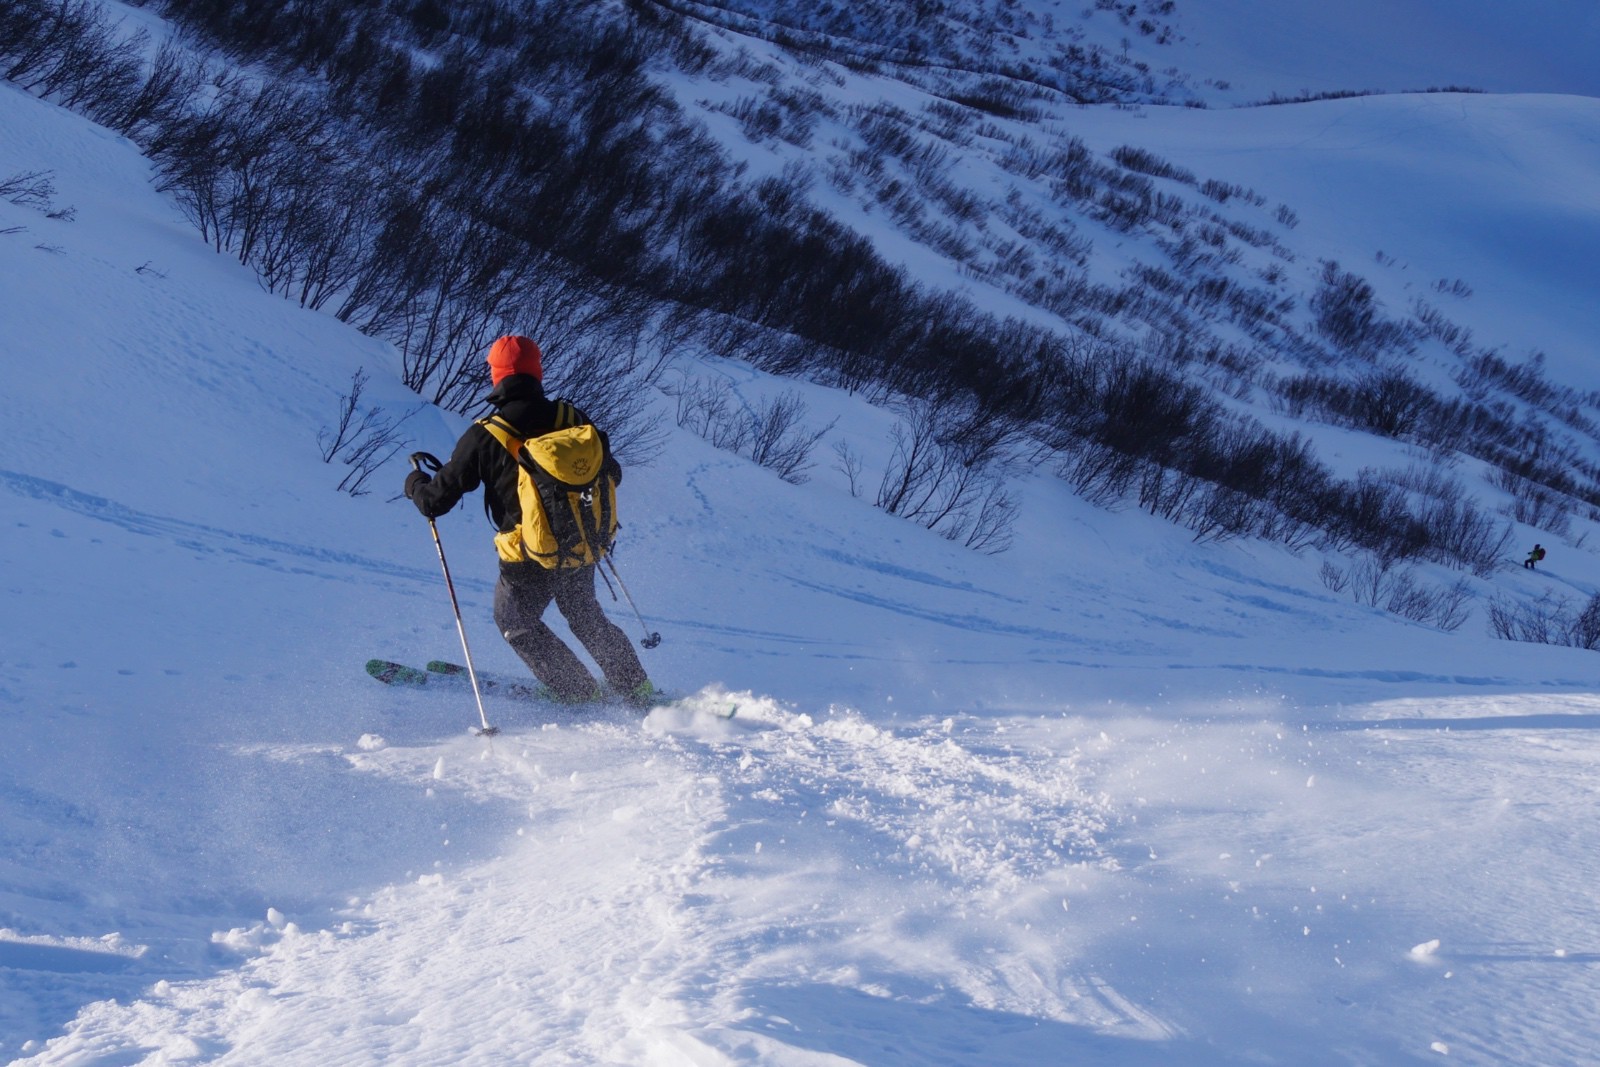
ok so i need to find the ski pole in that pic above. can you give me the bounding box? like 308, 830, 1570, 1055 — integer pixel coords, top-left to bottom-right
411, 453, 497, 737
603, 555, 662, 649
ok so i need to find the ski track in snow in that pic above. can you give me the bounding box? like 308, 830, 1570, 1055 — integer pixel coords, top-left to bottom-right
0, 469, 444, 594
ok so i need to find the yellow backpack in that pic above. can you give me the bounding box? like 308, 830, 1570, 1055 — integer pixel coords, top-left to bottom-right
478, 413, 617, 568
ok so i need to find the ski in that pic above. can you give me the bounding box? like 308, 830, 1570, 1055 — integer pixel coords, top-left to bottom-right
426, 660, 737, 719
365, 658, 541, 702
366, 659, 736, 719
420, 660, 543, 701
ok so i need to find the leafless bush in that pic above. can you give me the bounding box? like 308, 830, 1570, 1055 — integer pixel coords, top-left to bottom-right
1379, 461, 1460, 501
318, 368, 418, 495
1321, 554, 1473, 631
1416, 492, 1513, 576
1488, 592, 1600, 650
2, 0, 115, 94
1490, 469, 1574, 537
1279, 368, 1440, 439
876, 396, 1020, 553
1110, 145, 1196, 185
1318, 560, 1348, 594
1310, 261, 1410, 357
95, 39, 204, 140
747, 392, 836, 485
1055, 435, 1139, 508
673, 377, 745, 452
939, 476, 1019, 554
833, 440, 865, 498
672, 378, 832, 484
0, 169, 55, 209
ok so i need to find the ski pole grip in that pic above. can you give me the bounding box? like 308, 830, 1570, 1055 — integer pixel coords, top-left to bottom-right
410, 451, 443, 474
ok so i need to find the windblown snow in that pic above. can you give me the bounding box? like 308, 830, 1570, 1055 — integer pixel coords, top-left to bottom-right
4, 6, 1600, 1065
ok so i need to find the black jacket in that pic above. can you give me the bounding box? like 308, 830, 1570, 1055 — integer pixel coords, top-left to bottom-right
409, 375, 616, 530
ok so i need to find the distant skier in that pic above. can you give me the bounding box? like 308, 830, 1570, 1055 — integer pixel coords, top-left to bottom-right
404, 335, 655, 706
1524, 543, 1546, 570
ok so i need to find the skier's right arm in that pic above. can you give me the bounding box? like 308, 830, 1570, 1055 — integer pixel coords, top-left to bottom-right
407, 428, 484, 519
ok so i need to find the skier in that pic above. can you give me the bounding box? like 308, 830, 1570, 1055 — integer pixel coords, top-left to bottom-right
404, 335, 655, 706
1524, 543, 1546, 570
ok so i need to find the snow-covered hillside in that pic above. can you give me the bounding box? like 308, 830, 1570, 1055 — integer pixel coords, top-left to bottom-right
1152, 0, 1600, 101
4, 7, 1600, 1067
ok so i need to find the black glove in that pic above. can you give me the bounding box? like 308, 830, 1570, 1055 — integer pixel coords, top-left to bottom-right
404, 470, 431, 500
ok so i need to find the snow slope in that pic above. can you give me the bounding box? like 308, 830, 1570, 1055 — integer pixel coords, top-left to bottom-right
1161, 0, 1600, 101
1051, 90, 1600, 380
5, 40, 1600, 1067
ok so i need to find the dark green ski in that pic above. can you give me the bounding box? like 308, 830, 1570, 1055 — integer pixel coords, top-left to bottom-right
367, 659, 736, 719
365, 658, 541, 701
426, 660, 737, 718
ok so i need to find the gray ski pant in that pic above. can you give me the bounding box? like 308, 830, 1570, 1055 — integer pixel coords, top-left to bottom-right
493, 560, 647, 702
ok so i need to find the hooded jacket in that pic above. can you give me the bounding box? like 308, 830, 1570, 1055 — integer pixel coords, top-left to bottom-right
409, 375, 618, 533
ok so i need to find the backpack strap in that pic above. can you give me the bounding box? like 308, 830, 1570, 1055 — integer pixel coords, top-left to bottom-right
553, 400, 584, 430
481, 404, 583, 442
478, 415, 524, 454
476, 417, 523, 529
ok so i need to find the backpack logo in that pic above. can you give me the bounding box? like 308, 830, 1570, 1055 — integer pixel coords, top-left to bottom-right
479, 416, 617, 569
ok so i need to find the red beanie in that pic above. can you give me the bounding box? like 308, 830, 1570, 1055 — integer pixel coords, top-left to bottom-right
487, 335, 543, 384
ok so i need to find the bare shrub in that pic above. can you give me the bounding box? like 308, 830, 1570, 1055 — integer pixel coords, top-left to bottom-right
833, 440, 864, 498
540, 326, 669, 469
1318, 560, 1347, 593
876, 396, 1020, 553
1489, 592, 1600, 650
1321, 554, 1473, 631
0, 169, 55, 209
1416, 492, 1512, 576
674, 377, 746, 452
1056, 435, 1139, 508
1279, 368, 1440, 439
1310, 261, 1409, 357
1490, 469, 1574, 538
747, 392, 836, 485
1109, 145, 1196, 185
318, 368, 418, 496
940, 476, 1019, 554
672, 378, 832, 485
